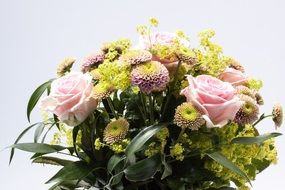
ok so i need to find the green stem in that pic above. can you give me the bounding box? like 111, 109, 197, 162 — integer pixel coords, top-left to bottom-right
175, 128, 185, 144
139, 92, 148, 124
161, 60, 182, 121
253, 114, 272, 127
106, 97, 118, 119
149, 94, 154, 124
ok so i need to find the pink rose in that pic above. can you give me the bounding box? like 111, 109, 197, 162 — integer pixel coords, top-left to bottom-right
40, 72, 98, 126
136, 32, 190, 64
219, 68, 247, 86
181, 75, 242, 127
136, 32, 190, 49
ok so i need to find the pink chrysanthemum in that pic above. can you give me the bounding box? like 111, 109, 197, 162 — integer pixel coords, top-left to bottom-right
131, 61, 169, 94
81, 52, 105, 73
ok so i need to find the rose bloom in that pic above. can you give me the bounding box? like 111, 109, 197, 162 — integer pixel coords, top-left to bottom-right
181, 75, 243, 127
136, 32, 189, 64
219, 68, 247, 86
40, 72, 98, 126
136, 32, 190, 50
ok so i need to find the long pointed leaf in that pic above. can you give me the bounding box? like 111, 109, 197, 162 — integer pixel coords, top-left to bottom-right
32, 156, 73, 166
9, 122, 41, 164
34, 123, 45, 143
207, 151, 251, 185
11, 143, 66, 153
46, 161, 94, 184
125, 123, 167, 158
231, 133, 282, 145
27, 79, 54, 122
124, 154, 161, 182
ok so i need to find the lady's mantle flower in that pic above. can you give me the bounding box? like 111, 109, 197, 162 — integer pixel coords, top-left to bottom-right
174, 102, 205, 130
103, 118, 129, 144
272, 103, 283, 128
131, 61, 169, 94
234, 95, 259, 125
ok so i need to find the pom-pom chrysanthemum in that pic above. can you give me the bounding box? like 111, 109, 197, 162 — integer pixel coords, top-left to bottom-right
103, 118, 129, 144
174, 102, 205, 130
81, 52, 105, 73
131, 61, 169, 94
120, 50, 152, 65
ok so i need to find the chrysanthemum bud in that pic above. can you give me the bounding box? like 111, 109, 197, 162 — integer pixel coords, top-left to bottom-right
174, 102, 205, 130
103, 118, 129, 144
272, 103, 283, 128
228, 58, 245, 73
56, 57, 76, 77
235, 85, 256, 99
255, 93, 264, 105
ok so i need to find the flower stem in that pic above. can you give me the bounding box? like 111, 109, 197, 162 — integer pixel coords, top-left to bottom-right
106, 97, 118, 119
149, 94, 154, 124
161, 60, 182, 121
139, 92, 148, 124
253, 114, 272, 127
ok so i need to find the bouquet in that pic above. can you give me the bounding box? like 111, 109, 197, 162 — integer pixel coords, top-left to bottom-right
10, 18, 283, 190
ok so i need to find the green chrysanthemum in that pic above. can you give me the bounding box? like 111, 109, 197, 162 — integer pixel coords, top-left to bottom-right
120, 50, 152, 65
103, 118, 129, 144
174, 102, 205, 130
234, 95, 259, 125
56, 57, 76, 77
92, 83, 114, 100
272, 103, 283, 128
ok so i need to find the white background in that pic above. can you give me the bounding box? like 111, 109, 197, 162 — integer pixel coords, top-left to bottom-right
0, 0, 284, 189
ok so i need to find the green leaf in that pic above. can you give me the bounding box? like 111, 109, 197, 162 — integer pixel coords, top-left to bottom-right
46, 161, 94, 184
161, 154, 172, 179
32, 156, 73, 166
34, 123, 45, 143
107, 155, 126, 173
207, 152, 251, 185
231, 133, 282, 145
124, 154, 161, 181
12, 143, 66, 153
167, 179, 185, 190
9, 122, 41, 164
27, 79, 54, 122
125, 123, 167, 158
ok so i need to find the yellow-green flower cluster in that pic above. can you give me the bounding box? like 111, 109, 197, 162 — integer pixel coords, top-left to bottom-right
50, 123, 82, 147
193, 29, 230, 77
245, 78, 263, 91
170, 143, 184, 161
109, 139, 130, 154
145, 127, 169, 157
94, 138, 130, 154
204, 123, 277, 189
95, 60, 131, 91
